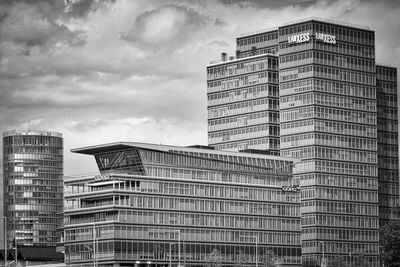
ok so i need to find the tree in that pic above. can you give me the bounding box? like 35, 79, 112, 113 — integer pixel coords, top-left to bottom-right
380, 220, 400, 267
234, 250, 250, 267
261, 250, 278, 267
330, 255, 348, 267
205, 248, 223, 267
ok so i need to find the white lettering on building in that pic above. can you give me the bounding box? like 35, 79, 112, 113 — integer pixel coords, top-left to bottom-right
287, 32, 310, 44
282, 185, 300, 192
316, 32, 336, 44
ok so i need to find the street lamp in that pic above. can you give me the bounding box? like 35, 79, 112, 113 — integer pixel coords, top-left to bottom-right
319, 241, 325, 267
349, 250, 352, 267
175, 230, 181, 267
93, 222, 97, 267
3, 217, 7, 267
240, 235, 258, 267
169, 243, 174, 267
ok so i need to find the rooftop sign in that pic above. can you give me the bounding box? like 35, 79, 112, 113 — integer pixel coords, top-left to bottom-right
316, 32, 336, 44
287, 32, 336, 45
288, 32, 310, 44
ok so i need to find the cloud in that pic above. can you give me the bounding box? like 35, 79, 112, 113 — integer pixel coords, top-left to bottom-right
218, 0, 319, 9
208, 40, 229, 47
0, 1, 85, 50
64, 0, 116, 18
214, 18, 226, 26
121, 4, 207, 50
0, 0, 399, 176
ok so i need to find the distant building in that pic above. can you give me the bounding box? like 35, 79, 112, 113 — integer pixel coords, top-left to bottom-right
376, 65, 399, 225
2, 130, 63, 247
0, 246, 64, 266
0, 160, 3, 250
207, 17, 398, 266
64, 142, 301, 266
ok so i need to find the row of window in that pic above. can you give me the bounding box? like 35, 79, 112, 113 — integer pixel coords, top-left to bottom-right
67, 226, 300, 246
292, 160, 377, 176
303, 241, 378, 256
207, 72, 278, 92
377, 80, 397, 95
207, 57, 278, 79
301, 187, 377, 202
280, 78, 376, 99
65, 214, 299, 242
237, 31, 278, 47
208, 111, 278, 132
377, 132, 398, 145
65, 240, 300, 264
298, 172, 378, 190
69, 178, 299, 203
378, 107, 398, 120
67, 195, 299, 217
280, 91, 376, 112
7, 184, 62, 193
379, 182, 399, 196
302, 200, 378, 215
281, 118, 377, 138
283, 146, 377, 163
280, 65, 376, 85
3, 135, 63, 147
208, 100, 275, 119
377, 92, 397, 108
118, 149, 282, 177
4, 146, 63, 156
140, 150, 291, 175
376, 66, 397, 82
280, 50, 375, 73
281, 132, 376, 150
378, 144, 398, 158
303, 214, 378, 229
209, 125, 279, 143
280, 106, 376, 125
377, 119, 398, 133
9, 178, 62, 186
302, 227, 378, 242
207, 84, 278, 105
212, 138, 279, 152
279, 38, 375, 59
378, 158, 399, 170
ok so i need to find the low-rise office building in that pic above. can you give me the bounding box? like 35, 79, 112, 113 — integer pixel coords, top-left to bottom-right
63, 142, 301, 266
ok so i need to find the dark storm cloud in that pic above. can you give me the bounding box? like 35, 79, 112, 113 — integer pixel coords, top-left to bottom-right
121, 4, 208, 50
218, 0, 319, 9
64, 0, 118, 18
0, 0, 86, 57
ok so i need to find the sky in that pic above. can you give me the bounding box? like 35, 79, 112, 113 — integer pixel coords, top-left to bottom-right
0, 0, 399, 175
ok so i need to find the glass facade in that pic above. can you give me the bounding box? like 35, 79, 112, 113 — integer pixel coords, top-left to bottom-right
2, 130, 63, 247
207, 55, 280, 153
277, 21, 379, 266
208, 18, 398, 267
64, 143, 301, 266
376, 65, 399, 225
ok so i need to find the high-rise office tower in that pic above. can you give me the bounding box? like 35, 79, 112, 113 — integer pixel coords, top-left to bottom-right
3, 130, 63, 247
376, 65, 399, 225
207, 18, 398, 266
207, 52, 280, 154
278, 19, 379, 267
